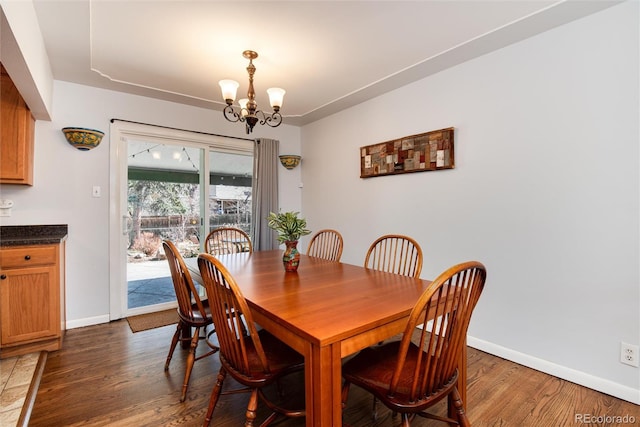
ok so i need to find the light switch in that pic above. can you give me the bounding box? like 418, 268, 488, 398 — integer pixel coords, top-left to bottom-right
92, 186, 101, 198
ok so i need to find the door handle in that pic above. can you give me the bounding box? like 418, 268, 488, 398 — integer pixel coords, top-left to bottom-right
122, 215, 132, 235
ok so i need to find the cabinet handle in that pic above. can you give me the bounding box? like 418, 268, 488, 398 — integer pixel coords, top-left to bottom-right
24, 255, 31, 260
0, 275, 6, 280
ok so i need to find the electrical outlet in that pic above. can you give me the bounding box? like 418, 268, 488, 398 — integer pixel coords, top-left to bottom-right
620, 342, 639, 367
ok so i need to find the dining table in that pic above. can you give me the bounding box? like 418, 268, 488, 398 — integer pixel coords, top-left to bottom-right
186, 249, 467, 427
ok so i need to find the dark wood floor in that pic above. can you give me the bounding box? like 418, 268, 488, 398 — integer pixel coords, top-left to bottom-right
30, 320, 639, 426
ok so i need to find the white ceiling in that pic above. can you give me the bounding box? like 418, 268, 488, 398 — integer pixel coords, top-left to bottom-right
32, 0, 620, 126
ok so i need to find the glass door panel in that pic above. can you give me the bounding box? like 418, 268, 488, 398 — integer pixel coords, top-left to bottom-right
208, 150, 253, 236
126, 140, 202, 311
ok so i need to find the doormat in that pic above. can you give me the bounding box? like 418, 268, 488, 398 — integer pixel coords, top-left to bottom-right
126, 309, 179, 333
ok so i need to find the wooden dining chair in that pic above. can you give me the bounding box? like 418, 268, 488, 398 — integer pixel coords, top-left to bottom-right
197, 253, 306, 426
162, 240, 217, 402
306, 229, 344, 261
364, 234, 423, 278
341, 261, 487, 427
204, 227, 253, 255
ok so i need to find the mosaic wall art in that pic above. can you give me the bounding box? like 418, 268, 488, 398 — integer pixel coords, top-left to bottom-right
360, 127, 454, 178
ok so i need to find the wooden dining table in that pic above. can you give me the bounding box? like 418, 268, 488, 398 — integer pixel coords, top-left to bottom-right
186, 249, 466, 427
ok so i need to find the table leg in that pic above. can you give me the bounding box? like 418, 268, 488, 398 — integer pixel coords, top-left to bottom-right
304, 342, 342, 427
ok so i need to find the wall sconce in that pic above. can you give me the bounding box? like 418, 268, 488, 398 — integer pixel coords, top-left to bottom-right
279, 155, 301, 170
62, 127, 104, 151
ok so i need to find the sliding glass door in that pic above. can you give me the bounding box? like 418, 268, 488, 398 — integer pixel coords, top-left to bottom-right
109, 121, 253, 319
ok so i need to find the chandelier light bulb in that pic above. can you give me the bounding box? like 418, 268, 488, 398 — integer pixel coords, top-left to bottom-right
219, 80, 239, 104
267, 88, 286, 110
238, 98, 249, 117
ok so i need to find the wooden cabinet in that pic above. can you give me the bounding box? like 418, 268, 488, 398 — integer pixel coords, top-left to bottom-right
1, 64, 35, 186
0, 243, 66, 358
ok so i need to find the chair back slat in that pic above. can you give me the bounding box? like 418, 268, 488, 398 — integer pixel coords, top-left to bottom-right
390, 261, 486, 401
197, 253, 269, 377
205, 227, 253, 255
163, 240, 207, 319
364, 234, 423, 278
307, 229, 344, 262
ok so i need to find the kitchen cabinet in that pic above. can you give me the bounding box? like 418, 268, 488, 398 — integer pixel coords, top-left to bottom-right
1, 64, 35, 185
0, 230, 66, 358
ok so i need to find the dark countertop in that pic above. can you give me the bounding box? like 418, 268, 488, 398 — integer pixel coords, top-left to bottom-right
0, 224, 68, 247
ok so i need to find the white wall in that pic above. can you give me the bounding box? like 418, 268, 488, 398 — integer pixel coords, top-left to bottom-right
0, 0, 53, 119
0, 81, 302, 326
300, 2, 639, 403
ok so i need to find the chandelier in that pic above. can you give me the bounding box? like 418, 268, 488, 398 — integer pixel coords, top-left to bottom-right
219, 50, 285, 134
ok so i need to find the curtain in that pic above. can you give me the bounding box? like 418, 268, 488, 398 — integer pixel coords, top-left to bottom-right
251, 138, 279, 250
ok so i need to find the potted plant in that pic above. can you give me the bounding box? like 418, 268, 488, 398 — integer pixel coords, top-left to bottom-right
267, 211, 311, 272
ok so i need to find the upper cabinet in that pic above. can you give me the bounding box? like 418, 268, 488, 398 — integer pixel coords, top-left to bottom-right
1, 64, 35, 186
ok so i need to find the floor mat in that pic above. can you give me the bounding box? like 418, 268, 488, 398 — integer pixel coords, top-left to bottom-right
126, 309, 179, 333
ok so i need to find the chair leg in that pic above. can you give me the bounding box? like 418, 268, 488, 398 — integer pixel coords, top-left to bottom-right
245, 388, 259, 427
180, 326, 200, 402
449, 387, 470, 427
164, 321, 183, 371
341, 380, 351, 411
372, 396, 379, 421
203, 368, 226, 427
259, 412, 278, 427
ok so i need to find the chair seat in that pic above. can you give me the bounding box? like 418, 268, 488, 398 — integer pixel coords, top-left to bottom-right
221, 329, 304, 387
342, 340, 457, 410
177, 300, 212, 326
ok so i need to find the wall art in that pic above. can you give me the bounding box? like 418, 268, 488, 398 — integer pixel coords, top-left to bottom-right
360, 127, 454, 178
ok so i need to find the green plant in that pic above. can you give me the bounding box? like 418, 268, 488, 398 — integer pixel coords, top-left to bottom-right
267, 211, 311, 243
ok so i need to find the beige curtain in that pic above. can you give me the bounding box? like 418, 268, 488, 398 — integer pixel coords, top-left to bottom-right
251, 138, 279, 250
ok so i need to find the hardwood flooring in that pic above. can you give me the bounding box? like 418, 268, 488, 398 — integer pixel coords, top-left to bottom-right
30, 320, 639, 426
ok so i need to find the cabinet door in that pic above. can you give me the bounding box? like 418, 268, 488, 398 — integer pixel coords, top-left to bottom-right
0, 266, 59, 345
0, 65, 35, 185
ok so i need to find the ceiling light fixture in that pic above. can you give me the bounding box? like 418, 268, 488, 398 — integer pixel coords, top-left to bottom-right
219, 50, 285, 134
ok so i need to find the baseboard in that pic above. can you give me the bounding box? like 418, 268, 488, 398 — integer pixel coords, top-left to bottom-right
467, 336, 640, 405
65, 314, 110, 330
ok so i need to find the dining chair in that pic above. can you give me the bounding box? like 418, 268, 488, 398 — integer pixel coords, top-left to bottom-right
306, 229, 344, 262
197, 253, 306, 426
162, 240, 217, 402
364, 234, 423, 278
204, 227, 253, 255
341, 261, 487, 426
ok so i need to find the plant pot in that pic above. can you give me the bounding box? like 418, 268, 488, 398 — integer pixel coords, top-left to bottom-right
283, 240, 300, 272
